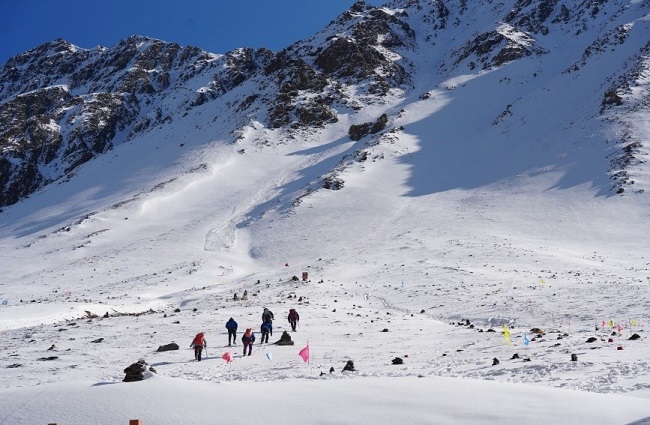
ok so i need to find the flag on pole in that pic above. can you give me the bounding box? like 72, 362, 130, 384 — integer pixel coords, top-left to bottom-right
298, 344, 310, 362
609, 319, 615, 329
523, 334, 529, 346
266, 352, 273, 361
503, 324, 511, 345
617, 323, 622, 332
221, 352, 232, 363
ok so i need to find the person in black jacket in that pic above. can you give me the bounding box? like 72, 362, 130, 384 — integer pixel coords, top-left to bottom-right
262, 307, 274, 323
225, 317, 238, 346
260, 320, 272, 344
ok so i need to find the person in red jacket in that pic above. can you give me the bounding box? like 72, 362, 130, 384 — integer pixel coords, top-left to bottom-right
288, 308, 299, 331
241, 328, 255, 356
190, 332, 207, 361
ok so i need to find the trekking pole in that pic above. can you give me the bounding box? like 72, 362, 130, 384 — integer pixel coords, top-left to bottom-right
204, 346, 208, 358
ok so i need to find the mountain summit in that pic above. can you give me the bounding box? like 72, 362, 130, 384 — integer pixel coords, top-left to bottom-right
0, 0, 648, 208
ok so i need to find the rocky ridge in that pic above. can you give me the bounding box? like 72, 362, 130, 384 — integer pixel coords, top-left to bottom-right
1, 0, 649, 207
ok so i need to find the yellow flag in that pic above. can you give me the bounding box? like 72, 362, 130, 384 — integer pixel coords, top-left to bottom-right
609, 319, 615, 328
631, 319, 637, 327
503, 324, 511, 344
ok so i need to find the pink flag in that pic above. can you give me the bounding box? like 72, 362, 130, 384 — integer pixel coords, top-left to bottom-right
617, 324, 622, 332
222, 352, 232, 363
298, 344, 310, 362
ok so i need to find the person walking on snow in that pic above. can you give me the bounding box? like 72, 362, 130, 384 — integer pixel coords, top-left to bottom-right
288, 308, 299, 331
190, 332, 207, 361
241, 328, 256, 356
262, 307, 274, 323
260, 320, 272, 344
225, 317, 238, 346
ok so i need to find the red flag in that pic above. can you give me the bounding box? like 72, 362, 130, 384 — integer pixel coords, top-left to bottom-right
298, 344, 310, 362
222, 352, 232, 363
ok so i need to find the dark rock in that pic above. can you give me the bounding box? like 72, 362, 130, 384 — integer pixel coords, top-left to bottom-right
275, 331, 294, 346
492, 358, 500, 366
329, 366, 335, 374
586, 337, 598, 343
38, 356, 58, 361
174, 308, 180, 313
157, 342, 180, 352
123, 359, 155, 382
381, 328, 389, 332
7, 363, 22, 368
629, 333, 641, 340
342, 360, 356, 372
90, 338, 104, 343
391, 357, 404, 365
511, 353, 519, 359
571, 354, 578, 361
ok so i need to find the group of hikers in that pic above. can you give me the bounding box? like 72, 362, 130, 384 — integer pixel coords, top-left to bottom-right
190, 307, 300, 361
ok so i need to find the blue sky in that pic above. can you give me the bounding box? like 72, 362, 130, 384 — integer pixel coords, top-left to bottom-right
1, 0, 383, 65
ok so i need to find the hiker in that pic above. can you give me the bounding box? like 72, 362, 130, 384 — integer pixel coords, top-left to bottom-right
262, 307, 274, 323
288, 308, 300, 331
241, 328, 256, 356
225, 317, 238, 346
260, 320, 272, 344
190, 332, 207, 361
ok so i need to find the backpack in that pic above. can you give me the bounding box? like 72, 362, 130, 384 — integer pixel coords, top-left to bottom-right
193, 332, 205, 346
288, 309, 298, 320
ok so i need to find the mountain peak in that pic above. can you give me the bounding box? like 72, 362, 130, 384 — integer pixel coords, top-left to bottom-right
0, 0, 649, 209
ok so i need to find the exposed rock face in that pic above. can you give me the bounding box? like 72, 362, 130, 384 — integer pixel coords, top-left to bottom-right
1, 0, 649, 207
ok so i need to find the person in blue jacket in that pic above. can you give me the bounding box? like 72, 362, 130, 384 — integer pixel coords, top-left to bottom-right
260, 320, 272, 344
225, 317, 238, 346
241, 328, 256, 356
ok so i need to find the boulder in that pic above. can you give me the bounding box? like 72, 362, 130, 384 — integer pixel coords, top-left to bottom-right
343, 360, 356, 372
123, 359, 156, 382
275, 331, 294, 346
157, 342, 180, 352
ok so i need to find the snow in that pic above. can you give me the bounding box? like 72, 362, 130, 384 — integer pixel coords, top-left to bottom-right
1, 1, 650, 424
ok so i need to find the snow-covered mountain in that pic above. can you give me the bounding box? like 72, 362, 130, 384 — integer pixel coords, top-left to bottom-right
1, 1, 650, 423
1, 0, 649, 208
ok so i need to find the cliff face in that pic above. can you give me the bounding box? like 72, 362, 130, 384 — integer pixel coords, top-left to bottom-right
1, 0, 649, 207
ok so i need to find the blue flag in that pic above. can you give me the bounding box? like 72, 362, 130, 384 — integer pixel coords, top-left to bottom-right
523, 334, 530, 346
266, 352, 273, 361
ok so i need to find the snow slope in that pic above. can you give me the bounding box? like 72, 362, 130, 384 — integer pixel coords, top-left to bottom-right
1, 0, 650, 424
